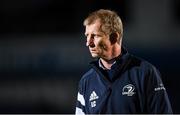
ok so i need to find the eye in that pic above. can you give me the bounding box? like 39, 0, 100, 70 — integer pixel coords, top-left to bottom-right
91, 34, 95, 38
94, 34, 103, 39
92, 34, 99, 38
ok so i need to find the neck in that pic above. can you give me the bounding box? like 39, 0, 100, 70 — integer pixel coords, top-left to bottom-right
100, 58, 116, 70
100, 45, 121, 70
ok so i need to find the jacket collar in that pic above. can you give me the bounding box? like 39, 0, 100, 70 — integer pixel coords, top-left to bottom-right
90, 46, 130, 82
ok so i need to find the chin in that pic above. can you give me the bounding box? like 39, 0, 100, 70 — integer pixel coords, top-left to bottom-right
91, 53, 99, 58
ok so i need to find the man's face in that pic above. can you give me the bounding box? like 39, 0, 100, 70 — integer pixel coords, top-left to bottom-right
85, 20, 112, 59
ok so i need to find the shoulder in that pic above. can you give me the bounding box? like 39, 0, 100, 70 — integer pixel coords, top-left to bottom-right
79, 68, 96, 84
129, 54, 162, 83
129, 54, 158, 71
128, 54, 163, 91
127, 54, 161, 81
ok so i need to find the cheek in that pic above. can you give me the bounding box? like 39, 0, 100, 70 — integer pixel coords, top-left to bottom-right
98, 40, 109, 51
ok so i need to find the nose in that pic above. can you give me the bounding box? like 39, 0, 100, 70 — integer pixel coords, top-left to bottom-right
86, 36, 94, 47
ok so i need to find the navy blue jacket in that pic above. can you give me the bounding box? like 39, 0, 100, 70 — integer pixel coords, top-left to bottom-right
75, 48, 172, 114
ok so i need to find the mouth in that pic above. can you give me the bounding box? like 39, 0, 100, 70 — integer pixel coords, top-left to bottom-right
90, 50, 96, 52
89, 49, 96, 53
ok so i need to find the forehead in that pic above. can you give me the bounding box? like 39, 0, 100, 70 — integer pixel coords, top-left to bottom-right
85, 20, 102, 33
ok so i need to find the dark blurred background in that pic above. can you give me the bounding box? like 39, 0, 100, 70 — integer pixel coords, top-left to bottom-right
0, 0, 180, 113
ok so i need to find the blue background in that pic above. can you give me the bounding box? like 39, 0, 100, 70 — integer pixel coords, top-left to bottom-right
0, 0, 180, 113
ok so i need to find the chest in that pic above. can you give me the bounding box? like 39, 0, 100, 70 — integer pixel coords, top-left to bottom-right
84, 72, 144, 113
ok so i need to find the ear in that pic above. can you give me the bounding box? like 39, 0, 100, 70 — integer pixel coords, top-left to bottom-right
109, 32, 119, 44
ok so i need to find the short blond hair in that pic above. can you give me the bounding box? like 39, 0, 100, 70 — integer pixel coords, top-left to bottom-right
83, 9, 123, 41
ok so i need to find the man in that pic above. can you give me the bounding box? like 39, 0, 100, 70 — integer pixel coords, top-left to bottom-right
75, 9, 172, 114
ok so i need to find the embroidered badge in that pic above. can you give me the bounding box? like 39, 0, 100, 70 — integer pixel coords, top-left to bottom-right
89, 91, 99, 107
122, 84, 136, 96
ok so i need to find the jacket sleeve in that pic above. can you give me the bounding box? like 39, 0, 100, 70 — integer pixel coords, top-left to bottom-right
144, 65, 173, 113
75, 78, 86, 115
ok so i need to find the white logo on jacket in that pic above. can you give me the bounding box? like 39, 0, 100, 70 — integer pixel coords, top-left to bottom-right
122, 84, 136, 96
89, 91, 99, 108
154, 83, 166, 91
